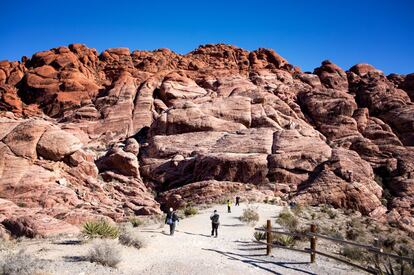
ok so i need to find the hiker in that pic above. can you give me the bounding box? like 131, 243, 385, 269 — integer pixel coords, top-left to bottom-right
235, 196, 240, 206
227, 199, 231, 213
210, 210, 220, 237
165, 207, 179, 235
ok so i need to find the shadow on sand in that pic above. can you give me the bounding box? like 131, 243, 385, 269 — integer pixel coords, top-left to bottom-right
202, 248, 315, 275
53, 240, 82, 245
176, 230, 211, 238
221, 223, 245, 227
63, 255, 87, 262
140, 229, 170, 236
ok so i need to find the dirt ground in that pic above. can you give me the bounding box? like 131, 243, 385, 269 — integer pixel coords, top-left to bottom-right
0, 203, 367, 275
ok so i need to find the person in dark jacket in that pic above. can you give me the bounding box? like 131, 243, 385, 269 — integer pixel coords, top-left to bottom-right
165, 207, 179, 235
210, 210, 220, 237
235, 196, 240, 206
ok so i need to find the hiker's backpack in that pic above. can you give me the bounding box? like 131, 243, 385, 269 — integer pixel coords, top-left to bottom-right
211, 214, 220, 224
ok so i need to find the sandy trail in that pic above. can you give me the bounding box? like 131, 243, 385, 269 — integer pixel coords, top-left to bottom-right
120, 203, 364, 275
2, 203, 366, 274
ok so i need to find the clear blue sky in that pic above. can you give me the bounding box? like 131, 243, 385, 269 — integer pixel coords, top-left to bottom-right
1, 0, 413, 74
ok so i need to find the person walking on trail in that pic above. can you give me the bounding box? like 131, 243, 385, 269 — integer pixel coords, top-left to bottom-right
165, 207, 179, 236
235, 196, 240, 206
210, 210, 220, 237
227, 199, 232, 213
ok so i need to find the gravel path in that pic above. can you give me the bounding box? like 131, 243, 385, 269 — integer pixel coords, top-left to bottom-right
1, 203, 367, 274
120, 203, 365, 275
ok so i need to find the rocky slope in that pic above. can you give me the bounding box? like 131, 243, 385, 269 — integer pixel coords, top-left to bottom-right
0, 44, 413, 237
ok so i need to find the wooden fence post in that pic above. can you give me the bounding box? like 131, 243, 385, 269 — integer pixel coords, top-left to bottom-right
266, 219, 272, 256
310, 224, 317, 263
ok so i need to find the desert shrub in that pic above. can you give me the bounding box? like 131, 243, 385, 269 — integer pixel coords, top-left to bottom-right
347, 218, 363, 229
291, 227, 309, 242
118, 227, 144, 249
396, 246, 414, 275
380, 236, 396, 251
183, 206, 198, 216
320, 205, 336, 219
345, 218, 365, 240
87, 239, 122, 267
340, 245, 366, 261
345, 229, 360, 241
239, 207, 260, 225
272, 234, 296, 247
370, 224, 382, 234
367, 255, 399, 275
0, 249, 49, 275
269, 198, 277, 205
321, 226, 344, 240
17, 202, 27, 208
277, 208, 298, 231
83, 220, 119, 239
311, 213, 317, 220
382, 188, 393, 204
254, 231, 266, 241
263, 197, 269, 204
291, 204, 304, 216
129, 217, 143, 228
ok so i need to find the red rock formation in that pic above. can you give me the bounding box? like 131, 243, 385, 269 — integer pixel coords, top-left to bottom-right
0, 43, 413, 237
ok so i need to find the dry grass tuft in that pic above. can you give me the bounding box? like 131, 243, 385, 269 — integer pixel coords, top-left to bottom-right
239, 207, 260, 225
118, 227, 145, 249
277, 208, 298, 231
0, 249, 50, 275
87, 239, 122, 267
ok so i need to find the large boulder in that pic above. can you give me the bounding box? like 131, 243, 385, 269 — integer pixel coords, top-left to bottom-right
2, 214, 79, 238
37, 128, 82, 160
97, 147, 140, 177
294, 148, 386, 216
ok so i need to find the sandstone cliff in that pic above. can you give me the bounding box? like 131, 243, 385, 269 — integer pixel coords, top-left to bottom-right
0, 44, 413, 237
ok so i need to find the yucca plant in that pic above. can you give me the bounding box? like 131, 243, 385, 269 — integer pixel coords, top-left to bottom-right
254, 231, 266, 241
272, 234, 296, 247
83, 220, 119, 239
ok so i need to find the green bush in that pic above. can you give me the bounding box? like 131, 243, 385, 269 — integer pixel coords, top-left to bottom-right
272, 234, 296, 247
254, 231, 266, 241
129, 217, 143, 228
83, 220, 119, 239
277, 208, 298, 231
183, 207, 198, 216
340, 245, 366, 260
239, 207, 260, 225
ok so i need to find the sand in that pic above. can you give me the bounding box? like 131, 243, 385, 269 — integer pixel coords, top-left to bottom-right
0, 203, 367, 274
